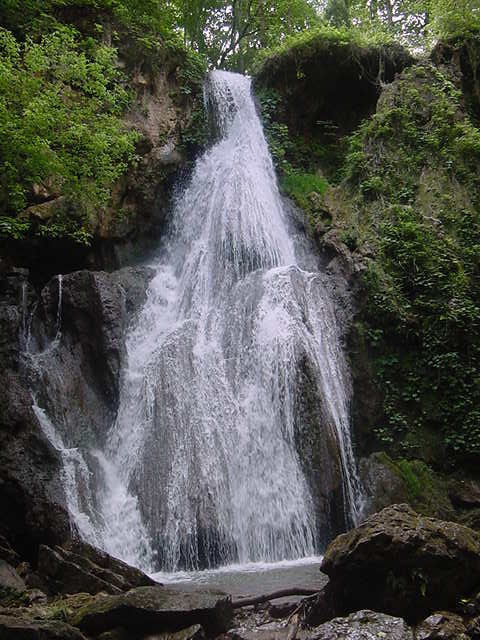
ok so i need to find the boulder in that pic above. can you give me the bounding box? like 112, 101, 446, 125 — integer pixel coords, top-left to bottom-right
415, 611, 469, 639
449, 479, 480, 508
70, 586, 233, 638
0, 560, 26, 596
467, 615, 480, 639
0, 614, 87, 639
309, 610, 414, 640
37, 542, 156, 596
358, 453, 410, 516
358, 453, 454, 520
308, 504, 480, 624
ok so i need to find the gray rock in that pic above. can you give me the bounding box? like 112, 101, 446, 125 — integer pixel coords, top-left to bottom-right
308, 504, 480, 625
415, 611, 469, 639
145, 625, 206, 639
0, 370, 70, 561
31, 267, 153, 450
61, 539, 156, 590
0, 560, 26, 596
358, 453, 409, 517
225, 628, 299, 640
70, 586, 233, 638
0, 614, 87, 639
26, 589, 47, 605
38, 544, 122, 596
309, 610, 414, 639
37, 543, 156, 596
0, 270, 70, 561
449, 479, 480, 508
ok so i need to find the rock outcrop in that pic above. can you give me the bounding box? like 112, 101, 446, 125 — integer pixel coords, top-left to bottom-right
0, 265, 153, 563
37, 541, 156, 596
308, 504, 480, 624
0, 615, 87, 640
255, 37, 413, 147
29, 267, 153, 449
69, 586, 233, 638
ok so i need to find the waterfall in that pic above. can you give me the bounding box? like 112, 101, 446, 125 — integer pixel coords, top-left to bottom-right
21, 279, 102, 548
92, 70, 362, 571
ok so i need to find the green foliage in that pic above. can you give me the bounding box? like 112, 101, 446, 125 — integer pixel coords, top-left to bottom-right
281, 172, 328, 222
179, 0, 322, 71
430, 0, 480, 40
254, 22, 393, 73
346, 64, 480, 462
0, 25, 138, 243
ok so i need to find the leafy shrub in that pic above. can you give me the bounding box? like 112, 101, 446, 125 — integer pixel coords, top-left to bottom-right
0, 26, 138, 243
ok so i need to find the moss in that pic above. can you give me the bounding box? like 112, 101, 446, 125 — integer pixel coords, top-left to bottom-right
342, 61, 480, 466
0, 588, 30, 608
254, 25, 398, 77
374, 452, 454, 519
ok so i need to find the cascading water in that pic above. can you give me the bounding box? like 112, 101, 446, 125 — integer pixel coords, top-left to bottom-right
21, 276, 102, 547
91, 70, 363, 572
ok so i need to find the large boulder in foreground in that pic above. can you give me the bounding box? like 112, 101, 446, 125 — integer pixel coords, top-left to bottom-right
70, 586, 233, 638
308, 504, 480, 624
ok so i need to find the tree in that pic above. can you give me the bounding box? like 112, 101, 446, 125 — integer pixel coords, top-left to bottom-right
429, 0, 480, 39
177, 0, 321, 70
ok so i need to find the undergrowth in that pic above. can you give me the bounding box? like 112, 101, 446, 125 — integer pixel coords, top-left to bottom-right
345, 63, 480, 463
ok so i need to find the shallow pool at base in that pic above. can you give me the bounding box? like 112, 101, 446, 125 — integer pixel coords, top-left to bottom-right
151, 556, 326, 598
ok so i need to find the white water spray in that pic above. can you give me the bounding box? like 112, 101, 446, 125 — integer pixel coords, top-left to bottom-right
95, 71, 362, 571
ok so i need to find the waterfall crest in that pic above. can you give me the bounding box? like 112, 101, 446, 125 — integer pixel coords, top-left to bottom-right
96, 71, 361, 571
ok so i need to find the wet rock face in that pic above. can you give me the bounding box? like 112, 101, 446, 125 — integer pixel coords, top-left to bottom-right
309, 504, 480, 625
0, 266, 153, 562
358, 453, 410, 516
37, 541, 156, 596
29, 266, 154, 449
0, 370, 69, 554
294, 354, 349, 546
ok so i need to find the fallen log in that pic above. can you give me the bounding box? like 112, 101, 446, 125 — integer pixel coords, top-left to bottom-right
232, 587, 319, 609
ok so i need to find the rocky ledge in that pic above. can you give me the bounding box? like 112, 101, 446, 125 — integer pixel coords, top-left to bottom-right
2, 504, 480, 639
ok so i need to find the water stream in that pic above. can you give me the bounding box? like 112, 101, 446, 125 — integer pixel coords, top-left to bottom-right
22, 71, 362, 576
94, 70, 362, 571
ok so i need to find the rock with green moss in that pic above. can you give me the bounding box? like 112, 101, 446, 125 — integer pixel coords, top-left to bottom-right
70, 586, 233, 638
308, 504, 480, 625
359, 452, 455, 520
